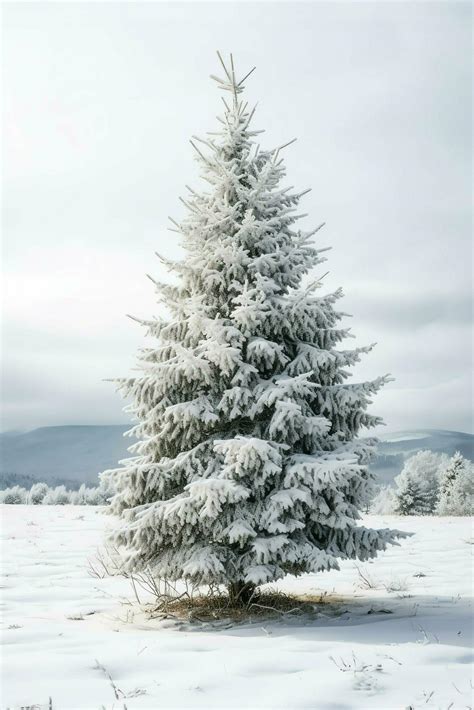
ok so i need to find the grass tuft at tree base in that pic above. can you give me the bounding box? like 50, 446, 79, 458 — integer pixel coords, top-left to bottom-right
144, 588, 345, 623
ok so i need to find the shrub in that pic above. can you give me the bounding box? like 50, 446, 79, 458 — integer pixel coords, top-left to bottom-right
42, 485, 71, 505
28, 482, 49, 504
371, 486, 397, 514
0, 486, 28, 504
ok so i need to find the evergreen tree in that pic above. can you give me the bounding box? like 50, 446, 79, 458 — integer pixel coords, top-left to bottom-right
395, 450, 446, 513
439, 451, 464, 498
393, 470, 431, 516
437, 452, 473, 516
102, 54, 403, 603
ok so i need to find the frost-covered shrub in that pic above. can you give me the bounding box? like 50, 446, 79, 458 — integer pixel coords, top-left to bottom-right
28, 482, 49, 505
68, 489, 79, 505
436, 453, 473, 516
0, 486, 28, 504
0, 481, 110, 505
85, 486, 109, 505
42, 485, 71, 505
70, 484, 87, 505
71, 483, 109, 505
97, 479, 115, 504
371, 486, 397, 514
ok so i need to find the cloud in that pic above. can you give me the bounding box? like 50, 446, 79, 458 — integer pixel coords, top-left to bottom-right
343, 283, 472, 330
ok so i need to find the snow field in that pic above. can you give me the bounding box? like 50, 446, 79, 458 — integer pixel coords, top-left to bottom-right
1, 505, 472, 709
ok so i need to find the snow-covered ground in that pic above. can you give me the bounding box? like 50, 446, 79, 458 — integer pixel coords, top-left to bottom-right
1, 506, 472, 709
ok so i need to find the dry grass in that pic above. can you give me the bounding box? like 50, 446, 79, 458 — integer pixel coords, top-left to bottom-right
144, 588, 342, 623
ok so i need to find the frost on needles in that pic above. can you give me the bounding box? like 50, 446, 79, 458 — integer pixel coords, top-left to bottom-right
102, 53, 404, 603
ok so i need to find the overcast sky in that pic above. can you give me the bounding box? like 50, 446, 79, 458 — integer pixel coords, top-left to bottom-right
2, 1, 472, 434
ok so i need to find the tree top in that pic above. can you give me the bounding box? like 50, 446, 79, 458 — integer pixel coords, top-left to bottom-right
210, 51, 256, 98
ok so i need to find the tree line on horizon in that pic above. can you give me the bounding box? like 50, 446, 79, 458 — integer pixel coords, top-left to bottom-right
0, 448, 471, 516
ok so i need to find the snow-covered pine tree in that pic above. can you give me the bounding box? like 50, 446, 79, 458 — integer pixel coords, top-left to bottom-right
102, 53, 403, 604
436, 452, 473, 516
393, 470, 430, 516
438, 451, 465, 499
394, 449, 446, 514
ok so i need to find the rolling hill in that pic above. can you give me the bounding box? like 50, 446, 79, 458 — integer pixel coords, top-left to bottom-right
0, 425, 472, 489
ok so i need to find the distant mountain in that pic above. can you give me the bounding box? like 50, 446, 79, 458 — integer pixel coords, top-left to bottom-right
0, 425, 129, 489
0, 425, 472, 489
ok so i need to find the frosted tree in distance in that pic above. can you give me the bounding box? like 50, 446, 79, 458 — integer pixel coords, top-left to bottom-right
438, 451, 466, 499
102, 53, 404, 604
393, 470, 430, 516
436, 452, 473, 516
393, 450, 447, 515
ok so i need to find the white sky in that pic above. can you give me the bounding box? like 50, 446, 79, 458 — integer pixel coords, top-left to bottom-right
2, 1, 472, 433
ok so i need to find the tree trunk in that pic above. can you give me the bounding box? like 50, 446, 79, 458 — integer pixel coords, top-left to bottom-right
227, 581, 256, 606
